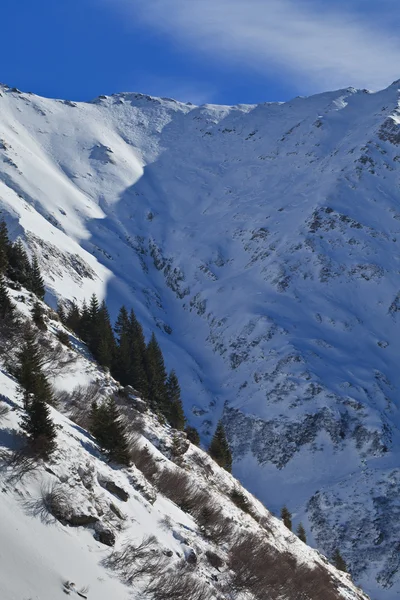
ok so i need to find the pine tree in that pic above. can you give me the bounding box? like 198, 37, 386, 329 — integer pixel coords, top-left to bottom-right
0, 218, 10, 273
65, 301, 81, 332
209, 420, 232, 472
78, 300, 91, 341
297, 522, 307, 543
57, 302, 67, 325
20, 394, 57, 458
95, 301, 116, 369
90, 398, 130, 465
166, 370, 185, 430
281, 506, 292, 531
31, 300, 46, 331
332, 549, 347, 572
18, 328, 56, 457
7, 239, 31, 287
29, 255, 45, 299
16, 327, 53, 408
114, 305, 130, 343
128, 309, 148, 397
0, 275, 15, 320
145, 332, 167, 411
185, 425, 200, 446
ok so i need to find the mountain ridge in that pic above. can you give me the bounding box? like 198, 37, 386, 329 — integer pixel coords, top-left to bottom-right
1, 80, 400, 598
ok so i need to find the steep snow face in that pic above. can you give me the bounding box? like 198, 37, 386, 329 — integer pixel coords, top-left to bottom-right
0, 292, 368, 600
0, 82, 400, 598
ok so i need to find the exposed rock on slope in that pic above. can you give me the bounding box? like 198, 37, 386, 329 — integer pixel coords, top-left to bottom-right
0, 81, 400, 597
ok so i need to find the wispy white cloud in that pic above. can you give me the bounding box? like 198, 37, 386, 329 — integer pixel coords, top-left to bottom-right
106, 0, 400, 92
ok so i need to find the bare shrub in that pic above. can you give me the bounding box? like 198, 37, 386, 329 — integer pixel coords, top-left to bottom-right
230, 486, 252, 515
156, 468, 193, 508
40, 482, 71, 522
196, 501, 235, 544
128, 436, 159, 483
0, 402, 9, 421
155, 468, 211, 517
259, 515, 273, 535
142, 570, 214, 600
38, 333, 76, 374
57, 383, 103, 430
56, 330, 71, 348
190, 452, 214, 480
205, 550, 224, 570
104, 535, 168, 584
4, 446, 39, 483
228, 532, 341, 600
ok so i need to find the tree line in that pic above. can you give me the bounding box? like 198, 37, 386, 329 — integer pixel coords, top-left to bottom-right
0, 216, 233, 471
59, 295, 186, 432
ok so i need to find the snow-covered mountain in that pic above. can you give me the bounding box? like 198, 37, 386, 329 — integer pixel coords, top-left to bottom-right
1, 80, 400, 598
0, 289, 367, 600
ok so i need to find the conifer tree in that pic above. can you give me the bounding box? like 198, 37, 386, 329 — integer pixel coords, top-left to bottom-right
0, 275, 15, 320
332, 549, 347, 572
20, 394, 57, 458
16, 327, 54, 408
78, 300, 91, 342
114, 305, 130, 343
31, 300, 46, 331
166, 370, 185, 430
128, 309, 148, 397
17, 328, 56, 457
29, 255, 45, 299
145, 332, 167, 411
297, 522, 307, 543
0, 218, 10, 273
185, 425, 200, 446
209, 420, 232, 472
65, 301, 81, 332
7, 239, 31, 287
57, 302, 67, 325
90, 398, 130, 465
281, 506, 292, 531
95, 301, 116, 369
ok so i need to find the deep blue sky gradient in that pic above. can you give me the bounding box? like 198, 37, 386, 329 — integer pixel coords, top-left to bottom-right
1, 0, 399, 105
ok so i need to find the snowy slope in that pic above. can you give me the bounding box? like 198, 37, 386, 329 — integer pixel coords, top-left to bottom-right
0, 293, 367, 600
0, 81, 400, 597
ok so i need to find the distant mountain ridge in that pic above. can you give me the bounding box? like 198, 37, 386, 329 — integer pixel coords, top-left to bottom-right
0, 80, 400, 598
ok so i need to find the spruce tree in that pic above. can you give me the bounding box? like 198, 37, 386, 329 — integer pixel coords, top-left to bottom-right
65, 301, 81, 332
0, 218, 10, 273
332, 549, 347, 572
297, 522, 307, 543
17, 328, 56, 457
20, 394, 57, 458
96, 301, 116, 369
90, 398, 130, 465
185, 425, 200, 446
114, 305, 130, 343
7, 239, 31, 287
78, 300, 91, 341
31, 300, 46, 331
0, 275, 15, 320
209, 420, 232, 472
128, 309, 148, 397
57, 302, 67, 325
281, 506, 292, 531
166, 370, 185, 430
145, 332, 167, 412
29, 255, 45, 299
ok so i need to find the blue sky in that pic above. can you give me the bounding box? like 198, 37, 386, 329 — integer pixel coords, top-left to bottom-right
2, 0, 400, 105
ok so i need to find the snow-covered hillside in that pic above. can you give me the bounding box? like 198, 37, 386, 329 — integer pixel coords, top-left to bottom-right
0, 292, 366, 600
0, 80, 400, 598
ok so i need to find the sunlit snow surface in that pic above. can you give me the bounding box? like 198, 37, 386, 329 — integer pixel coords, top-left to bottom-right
0, 83, 400, 597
